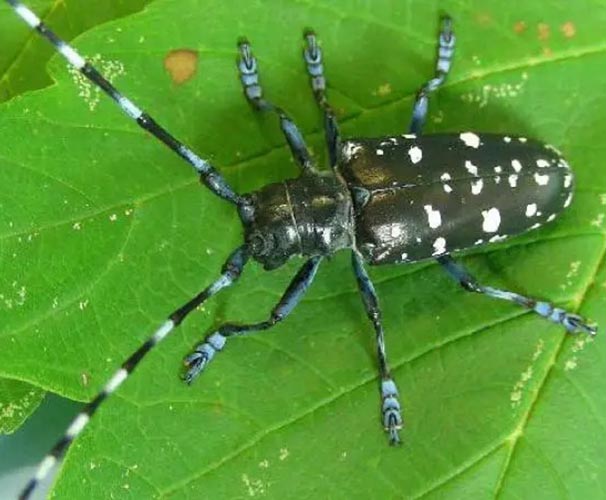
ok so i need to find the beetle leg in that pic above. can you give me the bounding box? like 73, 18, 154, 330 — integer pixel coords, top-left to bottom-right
352, 251, 403, 445
237, 38, 314, 173
438, 255, 597, 336
303, 30, 340, 169
19, 245, 249, 500
409, 16, 455, 134
183, 256, 322, 384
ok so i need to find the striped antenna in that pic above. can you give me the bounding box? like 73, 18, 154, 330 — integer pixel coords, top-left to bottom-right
18, 247, 249, 499
6, 0, 243, 205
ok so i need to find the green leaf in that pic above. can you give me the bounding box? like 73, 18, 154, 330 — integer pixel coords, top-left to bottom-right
1, 0, 605, 498
0, 0, 154, 436
0, 0, 151, 103
0, 378, 44, 434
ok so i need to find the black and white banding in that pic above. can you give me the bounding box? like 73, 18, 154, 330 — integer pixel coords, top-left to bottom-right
18, 244, 249, 500
7, 0, 241, 205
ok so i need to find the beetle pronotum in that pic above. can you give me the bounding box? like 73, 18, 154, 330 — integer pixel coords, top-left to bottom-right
2, 1, 597, 498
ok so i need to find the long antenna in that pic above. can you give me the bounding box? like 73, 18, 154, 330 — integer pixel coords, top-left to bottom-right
6, 0, 243, 205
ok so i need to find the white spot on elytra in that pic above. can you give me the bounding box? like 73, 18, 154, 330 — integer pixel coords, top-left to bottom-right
465, 160, 479, 176
482, 207, 501, 233
440, 172, 452, 181
401, 252, 408, 261
474, 238, 484, 245
518, 137, 527, 143
564, 174, 573, 188
443, 184, 453, 193
471, 178, 483, 195
508, 174, 518, 188
376, 148, 384, 156
432, 237, 447, 255
526, 203, 537, 217
536, 159, 550, 168
489, 234, 507, 243
547, 214, 557, 222
408, 146, 422, 164
503, 136, 511, 143
564, 192, 573, 208
494, 166, 503, 173
534, 172, 550, 186
460, 132, 481, 148
511, 159, 522, 172
424, 205, 442, 228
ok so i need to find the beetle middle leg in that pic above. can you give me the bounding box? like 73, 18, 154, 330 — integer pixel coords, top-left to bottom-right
303, 30, 340, 169
409, 16, 455, 134
438, 256, 597, 335
183, 256, 322, 383
237, 38, 313, 172
352, 251, 403, 445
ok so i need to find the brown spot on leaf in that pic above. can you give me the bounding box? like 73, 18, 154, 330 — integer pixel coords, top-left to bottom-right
164, 49, 198, 84
537, 22, 550, 41
513, 21, 527, 34
561, 21, 576, 38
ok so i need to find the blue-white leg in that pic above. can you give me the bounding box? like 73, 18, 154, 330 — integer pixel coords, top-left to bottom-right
303, 30, 340, 169
238, 39, 314, 172
352, 251, 403, 445
409, 16, 455, 135
18, 246, 248, 500
183, 256, 322, 383
438, 255, 597, 335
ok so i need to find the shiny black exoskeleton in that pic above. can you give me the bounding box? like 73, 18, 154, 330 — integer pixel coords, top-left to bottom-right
11, 5, 597, 498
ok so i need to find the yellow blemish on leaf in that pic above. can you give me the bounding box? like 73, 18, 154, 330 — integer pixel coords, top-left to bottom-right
513, 21, 527, 34
538, 22, 551, 41
561, 21, 576, 38
510, 339, 544, 409
164, 49, 199, 85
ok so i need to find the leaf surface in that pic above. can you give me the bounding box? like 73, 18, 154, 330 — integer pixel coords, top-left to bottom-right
0, 378, 44, 434
0, 0, 605, 498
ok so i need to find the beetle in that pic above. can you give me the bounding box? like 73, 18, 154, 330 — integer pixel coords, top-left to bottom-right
4, 1, 597, 498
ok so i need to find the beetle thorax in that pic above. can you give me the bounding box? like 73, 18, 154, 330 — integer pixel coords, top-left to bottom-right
239, 172, 355, 270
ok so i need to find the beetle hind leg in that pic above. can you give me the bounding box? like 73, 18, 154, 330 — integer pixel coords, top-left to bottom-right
303, 30, 340, 169
352, 251, 404, 445
237, 38, 314, 172
438, 255, 597, 336
409, 16, 455, 134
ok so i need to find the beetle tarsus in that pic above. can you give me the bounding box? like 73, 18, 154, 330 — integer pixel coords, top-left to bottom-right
561, 312, 598, 336
381, 379, 403, 445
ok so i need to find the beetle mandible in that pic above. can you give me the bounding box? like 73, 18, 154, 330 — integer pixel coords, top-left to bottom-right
5, 1, 597, 498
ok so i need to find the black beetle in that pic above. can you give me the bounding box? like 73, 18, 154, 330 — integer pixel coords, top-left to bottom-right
6, 2, 596, 498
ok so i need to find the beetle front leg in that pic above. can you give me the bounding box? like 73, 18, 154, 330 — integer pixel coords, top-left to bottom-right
183, 256, 322, 383
438, 255, 597, 336
409, 16, 455, 134
303, 30, 340, 169
237, 38, 314, 173
352, 251, 403, 445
